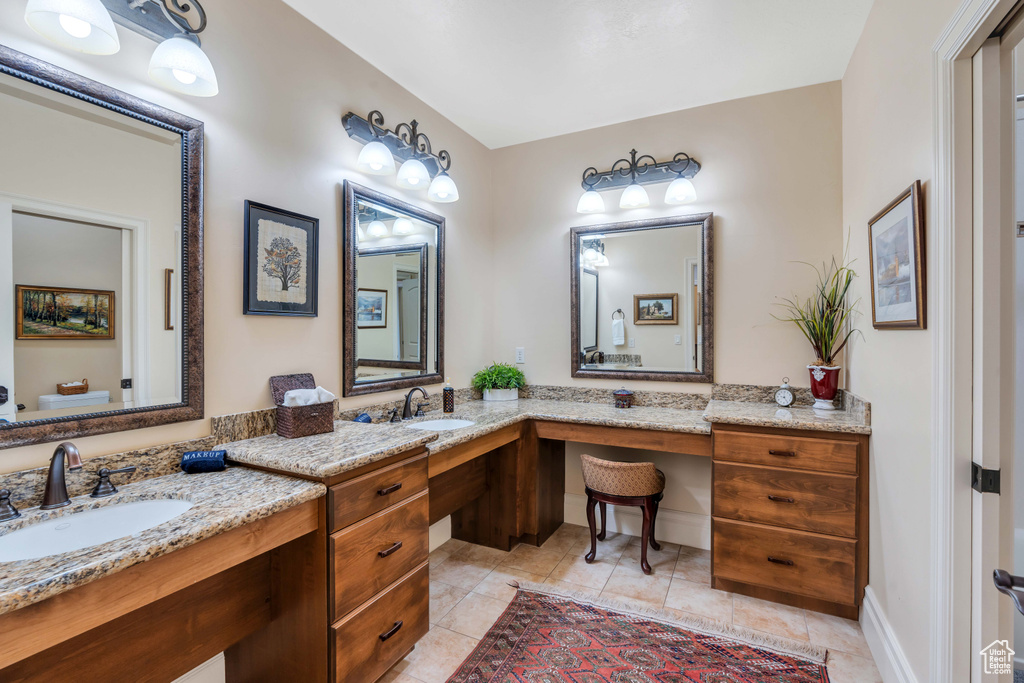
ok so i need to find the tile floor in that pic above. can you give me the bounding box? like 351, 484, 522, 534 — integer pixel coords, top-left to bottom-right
383, 523, 882, 683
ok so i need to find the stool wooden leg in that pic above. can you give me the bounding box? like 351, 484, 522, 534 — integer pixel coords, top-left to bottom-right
649, 495, 662, 551
585, 492, 598, 564
597, 502, 607, 541
640, 499, 653, 574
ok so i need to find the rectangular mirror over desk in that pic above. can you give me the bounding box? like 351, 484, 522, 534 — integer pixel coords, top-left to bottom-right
570, 213, 713, 383
342, 181, 444, 396
0, 46, 204, 449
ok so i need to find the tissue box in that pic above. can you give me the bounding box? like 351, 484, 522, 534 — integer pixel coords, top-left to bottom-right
269, 373, 334, 439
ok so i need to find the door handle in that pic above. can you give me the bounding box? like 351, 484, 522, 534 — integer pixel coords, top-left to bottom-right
0, 386, 7, 405
993, 569, 1024, 615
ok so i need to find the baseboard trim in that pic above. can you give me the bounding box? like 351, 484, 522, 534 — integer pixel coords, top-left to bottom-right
861, 586, 917, 683
563, 493, 710, 550
172, 653, 225, 683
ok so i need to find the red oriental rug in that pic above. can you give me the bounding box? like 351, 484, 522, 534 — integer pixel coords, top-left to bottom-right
447, 587, 829, 683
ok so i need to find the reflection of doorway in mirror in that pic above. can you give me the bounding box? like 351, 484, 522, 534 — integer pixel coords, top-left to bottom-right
396, 268, 421, 361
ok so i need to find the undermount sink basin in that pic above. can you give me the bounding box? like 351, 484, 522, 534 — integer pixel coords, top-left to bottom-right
405, 419, 476, 431
0, 498, 193, 562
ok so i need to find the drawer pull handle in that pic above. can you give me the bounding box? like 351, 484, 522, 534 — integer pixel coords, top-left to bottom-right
767, 556, 794, 566
378, 482, 403, 496
769, 450, 796, 457
378, 541, 403, 558
379, 620, 403, 642
767, 495, 795, 504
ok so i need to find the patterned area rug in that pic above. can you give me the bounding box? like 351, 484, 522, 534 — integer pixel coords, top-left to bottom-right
447, 584, 829, 682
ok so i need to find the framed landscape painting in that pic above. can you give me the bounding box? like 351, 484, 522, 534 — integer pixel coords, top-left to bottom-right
243, 200, 319, 316
634, 293, 678, 325
356, 288, 388, 328
868, 180, 925, 329
16, 285, 115, 340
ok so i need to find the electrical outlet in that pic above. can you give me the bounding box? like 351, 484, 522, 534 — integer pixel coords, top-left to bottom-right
515, 347, 526, 364
628, 339, 635, 348
674, 335, 682, 345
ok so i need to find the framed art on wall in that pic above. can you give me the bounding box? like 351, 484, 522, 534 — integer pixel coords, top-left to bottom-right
867, 180, 925, 329
15, 285, 115, 340
634, 293, 678, 325
356, 288, 388, 328
243, 200, 319, 316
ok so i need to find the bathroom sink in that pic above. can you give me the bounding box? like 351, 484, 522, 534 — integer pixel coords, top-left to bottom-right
405, 419, 476, 431
0, 498, 194, 562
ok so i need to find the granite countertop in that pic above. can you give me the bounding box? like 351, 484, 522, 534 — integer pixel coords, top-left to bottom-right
0, 466, 325, 616
702, 399, 871, 435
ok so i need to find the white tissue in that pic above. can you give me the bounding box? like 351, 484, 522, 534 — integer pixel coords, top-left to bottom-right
62, 381, 85, 387
282, 386, 336, 407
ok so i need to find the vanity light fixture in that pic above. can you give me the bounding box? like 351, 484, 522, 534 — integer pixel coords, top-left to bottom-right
577, 150, 700, 213
581, 238, 609, 267
393, 217, 415, 235
366, 219, 389, 238
343, 110, 460, 203
24, 0, 219, 96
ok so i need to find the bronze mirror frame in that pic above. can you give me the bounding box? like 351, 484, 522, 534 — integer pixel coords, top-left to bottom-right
0, 45, 204, 449
569, 213, 713, 383
342, 181, 444, 396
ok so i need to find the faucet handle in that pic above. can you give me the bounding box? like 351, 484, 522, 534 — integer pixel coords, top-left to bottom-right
90, 466, 137, 498
387, 408, 402, 423
0, 489, 20, 522
414, 402, 429, 417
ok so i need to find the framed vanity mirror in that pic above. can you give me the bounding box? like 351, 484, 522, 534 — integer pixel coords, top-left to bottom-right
342, 181, 444, 396
0, 46, 204, 449
570, 213, 713, 383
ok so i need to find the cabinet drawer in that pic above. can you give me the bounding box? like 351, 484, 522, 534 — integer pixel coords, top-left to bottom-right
713, 462, 857, 537
713, 429, 858, 475
331, 490, 429, 619
332, 562, 429, 683
713, 519, 856, 605
330, 453, 427, 531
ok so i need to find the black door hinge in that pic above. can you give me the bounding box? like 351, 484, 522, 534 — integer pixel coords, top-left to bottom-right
121, 378, 132, 390
973, 462, 1001, 494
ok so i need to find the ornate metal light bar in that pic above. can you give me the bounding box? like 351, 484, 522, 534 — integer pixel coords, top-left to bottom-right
576, 149, 701, 213
100, 0, 206, 45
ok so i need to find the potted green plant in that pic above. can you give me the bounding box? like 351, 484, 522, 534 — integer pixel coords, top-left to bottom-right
472, 362, 526, 401
774, 256, 859, 410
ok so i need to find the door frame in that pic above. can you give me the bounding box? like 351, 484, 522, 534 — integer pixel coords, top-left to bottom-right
933, 2, 1021, 681
0, 192, 152, 410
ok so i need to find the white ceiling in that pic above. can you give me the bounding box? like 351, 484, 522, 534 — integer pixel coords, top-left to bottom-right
282, 0, 874, 149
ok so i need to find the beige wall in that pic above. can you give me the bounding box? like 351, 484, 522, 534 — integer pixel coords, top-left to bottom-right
841, 0, 961, 679
0, 0, 494, 470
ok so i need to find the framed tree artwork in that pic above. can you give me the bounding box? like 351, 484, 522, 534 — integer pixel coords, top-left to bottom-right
243, 201, 319, 316
867, 180, 925, 329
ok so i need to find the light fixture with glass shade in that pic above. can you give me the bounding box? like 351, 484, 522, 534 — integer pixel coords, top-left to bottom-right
577, 150, 701, 212
396, 158, 430, 189
24, 0, 120, 55
581, 239, 609, 267
619, 182, 650, 209
148, 35, 218, 97
665, 174, 697, 204
428, 171, 459, 203
393, 217, 415, 235
576, 189, 605, 214
357, 140, 396, 176
366, 219, 389, 238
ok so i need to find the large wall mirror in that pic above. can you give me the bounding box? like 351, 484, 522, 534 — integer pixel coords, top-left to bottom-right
343, 181, 443, 396
0, 46, 203, 449
570, 213, 713, 383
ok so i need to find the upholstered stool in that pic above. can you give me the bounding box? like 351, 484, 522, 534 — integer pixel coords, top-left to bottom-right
580, 453, 665, 574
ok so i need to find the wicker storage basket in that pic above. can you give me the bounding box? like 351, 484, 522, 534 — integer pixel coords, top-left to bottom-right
269, 373, 334, 439
57, 379, 89, 396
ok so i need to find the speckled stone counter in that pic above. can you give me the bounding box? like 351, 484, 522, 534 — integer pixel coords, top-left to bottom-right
0, 466, 325, 616
221, 420, 440, 478
702, 398, 872, 435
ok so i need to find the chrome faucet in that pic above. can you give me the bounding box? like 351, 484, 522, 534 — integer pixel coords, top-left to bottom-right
40, 442, 83, 510
402, 387, 428, 420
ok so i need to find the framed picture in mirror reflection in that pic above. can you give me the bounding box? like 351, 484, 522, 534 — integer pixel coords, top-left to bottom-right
356, 288, 388, 328
243, 200, 319, 317
15, 285, 115, 340
634, 293, 678, 325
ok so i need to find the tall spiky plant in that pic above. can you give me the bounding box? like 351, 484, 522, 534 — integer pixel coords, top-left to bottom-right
774, 256, 859, 367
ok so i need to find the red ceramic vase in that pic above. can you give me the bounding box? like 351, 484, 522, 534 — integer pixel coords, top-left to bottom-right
807, 365, 840, 410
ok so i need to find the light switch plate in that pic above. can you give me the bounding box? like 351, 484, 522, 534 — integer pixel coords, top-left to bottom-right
628, 339, 635, 348
515, 347, 526, 364
674, 335, 682, 345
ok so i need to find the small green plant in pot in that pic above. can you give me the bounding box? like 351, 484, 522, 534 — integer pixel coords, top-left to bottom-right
774, 255, 859, 410
472, 362, 525, 402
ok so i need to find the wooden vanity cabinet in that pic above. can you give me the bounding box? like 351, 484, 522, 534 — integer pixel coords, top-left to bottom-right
711, 425, 869, 619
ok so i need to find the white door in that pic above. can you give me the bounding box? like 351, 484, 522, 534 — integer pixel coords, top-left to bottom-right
0, 202, 15, 423
402, 277, 420, 361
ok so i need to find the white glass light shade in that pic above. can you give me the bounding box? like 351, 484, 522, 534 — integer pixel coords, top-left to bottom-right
396, 158, 430, 189
356, 140, 396, 175
366, 220, 389, 238
594, 253, 610, 267
428, 172, 459, 203
583, 247, 599, 264
393, 217, 415, 235
665, 176, 697, 204
576, 190, 605, 214
619, 182, 650, 209
148, 37, 219, 97
25, 0, 119, 55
